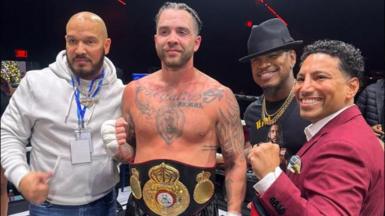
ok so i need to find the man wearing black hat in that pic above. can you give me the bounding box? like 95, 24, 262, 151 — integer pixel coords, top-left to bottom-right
240, 18, 310, 169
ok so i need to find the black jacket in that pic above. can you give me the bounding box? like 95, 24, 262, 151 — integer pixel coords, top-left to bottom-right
1, 90, 10, 116
356, 79, 384, 126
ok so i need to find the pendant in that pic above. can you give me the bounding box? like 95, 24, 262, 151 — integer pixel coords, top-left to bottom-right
262, 116, 272, 125
80, 97, 94, 108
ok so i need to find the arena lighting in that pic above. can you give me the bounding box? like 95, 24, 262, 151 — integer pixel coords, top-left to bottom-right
245, 20, 254, 28
14, 49, 28, 58
257, 0, 288, 26
117, 0, 126, 6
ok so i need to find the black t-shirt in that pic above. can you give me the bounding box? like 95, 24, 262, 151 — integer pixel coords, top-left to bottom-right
243, 96, 310, 161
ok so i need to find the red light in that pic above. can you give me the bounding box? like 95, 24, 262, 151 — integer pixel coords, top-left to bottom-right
15, 49, 28, 58
117, 0, 126, 5
245, 21, 253, 28
256, 0, 288, 26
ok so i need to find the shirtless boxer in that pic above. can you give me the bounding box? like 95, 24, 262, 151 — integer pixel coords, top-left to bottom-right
102, 2, 246, 216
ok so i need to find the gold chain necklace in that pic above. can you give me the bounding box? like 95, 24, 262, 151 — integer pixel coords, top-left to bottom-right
261, 88, 295, 125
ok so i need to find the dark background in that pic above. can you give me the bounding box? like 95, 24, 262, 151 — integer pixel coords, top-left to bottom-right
1, 0, 384, 95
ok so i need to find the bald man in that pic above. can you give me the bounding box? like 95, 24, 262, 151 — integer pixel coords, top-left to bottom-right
0, 11, 124, 215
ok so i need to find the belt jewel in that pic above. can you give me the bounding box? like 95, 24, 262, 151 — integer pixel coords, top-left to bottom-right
143, 162, 190, 216
193, 171, 215, 204
130, 168, 142, 199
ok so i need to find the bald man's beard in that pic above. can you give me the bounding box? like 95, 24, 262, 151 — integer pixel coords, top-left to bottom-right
67, 53, 105, 80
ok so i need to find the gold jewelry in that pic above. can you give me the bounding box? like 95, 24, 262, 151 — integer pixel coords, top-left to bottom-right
75, 79, 101, 108
261, 88, 295, 125
76, 83, 97, 98
79, 97, 95, 108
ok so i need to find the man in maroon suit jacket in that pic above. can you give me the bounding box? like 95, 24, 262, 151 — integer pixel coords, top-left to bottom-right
248, 40, 384, 215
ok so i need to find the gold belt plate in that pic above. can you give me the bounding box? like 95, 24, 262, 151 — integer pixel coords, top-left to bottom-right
143, 162, 190, 216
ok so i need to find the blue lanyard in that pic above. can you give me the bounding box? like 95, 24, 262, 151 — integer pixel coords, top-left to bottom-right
71, 71, 105, 128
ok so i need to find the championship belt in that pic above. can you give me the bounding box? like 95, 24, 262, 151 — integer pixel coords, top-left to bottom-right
129, 159, 216, 216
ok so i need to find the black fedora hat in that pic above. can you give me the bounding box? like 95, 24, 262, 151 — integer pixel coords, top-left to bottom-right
239, 18, 302, 63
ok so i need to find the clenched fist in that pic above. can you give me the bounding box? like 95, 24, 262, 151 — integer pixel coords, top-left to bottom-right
19, 171, 52, 204
247, 142, 280, 179
101, 117, 134, 163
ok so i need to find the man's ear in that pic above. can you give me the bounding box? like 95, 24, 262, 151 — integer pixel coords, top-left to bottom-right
346, 77, 360, 99
104, 38, 111, 55
287, 50, 297, 68
194, 35, 202, 52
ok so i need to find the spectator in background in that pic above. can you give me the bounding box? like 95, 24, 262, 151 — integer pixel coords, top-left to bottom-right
1, 60, 22, 216
1, 78, 11, 116
1, 88, 9, 216
1, 82, 9, 216
0, 167, 7, 216
1, 61, 21, 115
357, 78, 384, 141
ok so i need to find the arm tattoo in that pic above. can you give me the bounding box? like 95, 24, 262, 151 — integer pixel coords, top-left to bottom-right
156, 105, 185, 144
216, 91, 244, 169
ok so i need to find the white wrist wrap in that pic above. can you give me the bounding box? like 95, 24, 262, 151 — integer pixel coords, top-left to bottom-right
101, 119, 119, 156
227, 211, 241, 216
